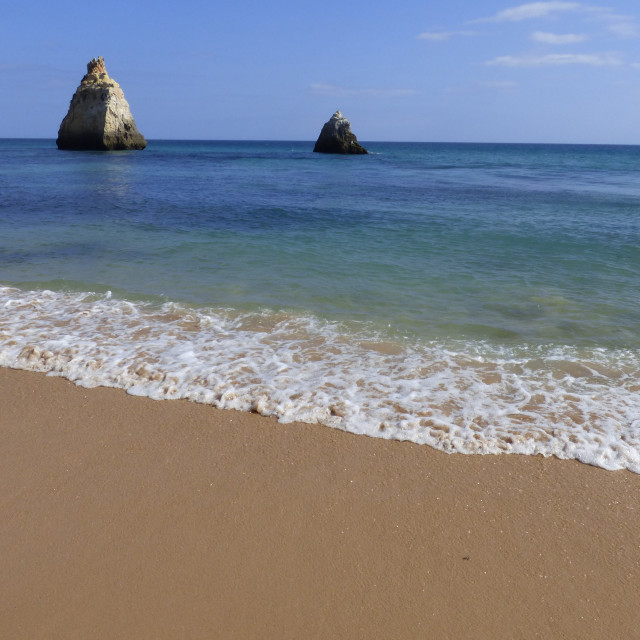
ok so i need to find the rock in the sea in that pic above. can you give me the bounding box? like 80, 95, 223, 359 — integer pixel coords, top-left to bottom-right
313, 110, 367, 154
57, 57, 146, 150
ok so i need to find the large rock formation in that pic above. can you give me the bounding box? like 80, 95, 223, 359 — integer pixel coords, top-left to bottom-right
57, 57, 146, 150
313, 110, 367, 154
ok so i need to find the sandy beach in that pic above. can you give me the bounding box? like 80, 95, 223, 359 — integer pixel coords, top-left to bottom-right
1, 366, 639, 639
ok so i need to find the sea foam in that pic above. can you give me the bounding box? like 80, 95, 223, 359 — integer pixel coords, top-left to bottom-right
1, 286, 639, 473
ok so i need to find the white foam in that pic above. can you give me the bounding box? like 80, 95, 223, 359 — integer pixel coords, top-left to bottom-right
1, 285, 639, 473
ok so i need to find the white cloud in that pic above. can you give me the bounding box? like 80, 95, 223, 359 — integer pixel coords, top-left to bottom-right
580, 6, 639, 38
311, 84, 417, 98
475, 2, 581, 23
417, 30, 475, 41
480, 80, 520, 89
468, 2, 639, 39
486, 52, 623, 66
604, 17, 639, 38
531, 31, 587, 43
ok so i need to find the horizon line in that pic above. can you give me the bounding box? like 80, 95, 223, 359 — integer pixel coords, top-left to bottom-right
2, 136, 640, 148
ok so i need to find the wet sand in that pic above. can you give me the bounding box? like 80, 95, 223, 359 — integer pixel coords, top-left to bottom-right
1, 366, 639, 639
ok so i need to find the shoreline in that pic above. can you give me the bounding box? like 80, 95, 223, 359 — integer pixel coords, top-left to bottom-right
1, 366, 639, 638
2, 285, 638, 474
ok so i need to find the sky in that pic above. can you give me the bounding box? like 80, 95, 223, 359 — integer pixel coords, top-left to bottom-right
2, 0, 640, 143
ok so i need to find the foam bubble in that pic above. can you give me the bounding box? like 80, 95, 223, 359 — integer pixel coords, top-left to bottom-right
1, 285, 639, 473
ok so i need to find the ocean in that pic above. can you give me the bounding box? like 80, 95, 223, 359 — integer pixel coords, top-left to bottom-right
1, 138, 639, 472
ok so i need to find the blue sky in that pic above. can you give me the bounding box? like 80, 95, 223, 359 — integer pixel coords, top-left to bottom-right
3, 0, 640, 143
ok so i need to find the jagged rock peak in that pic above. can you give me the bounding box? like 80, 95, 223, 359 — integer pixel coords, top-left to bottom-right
81, 56, 109, 83
88, 56, 106, 74
313, 110, 368, 154
56, 56, 146, 151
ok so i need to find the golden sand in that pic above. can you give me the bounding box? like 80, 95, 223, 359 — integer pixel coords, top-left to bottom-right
1, 367, 638, 639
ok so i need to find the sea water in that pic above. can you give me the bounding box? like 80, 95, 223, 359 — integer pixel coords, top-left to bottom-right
1, 139, 639, 472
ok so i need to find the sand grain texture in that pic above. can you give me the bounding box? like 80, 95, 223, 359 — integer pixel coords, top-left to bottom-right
1, 367, 639, 639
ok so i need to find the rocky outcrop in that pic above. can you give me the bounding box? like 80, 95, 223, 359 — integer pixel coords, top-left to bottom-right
57, 57, 146, 150
313, 110, 367, 154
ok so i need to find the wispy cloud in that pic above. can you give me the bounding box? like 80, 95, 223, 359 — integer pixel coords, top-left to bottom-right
417, 30, 475, 41
310, 84, 418, 98
608, 21, 639, 38
475, 3, 640, 37
486, 52, 623, 66
474, 2, 581, 23
531, 31, 587, 43
479, 80, 520, 89
597, 12, 640, 38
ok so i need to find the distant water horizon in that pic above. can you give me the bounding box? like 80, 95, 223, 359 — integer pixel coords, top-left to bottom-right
1, 138, 639, 472
5, 137, 640, 147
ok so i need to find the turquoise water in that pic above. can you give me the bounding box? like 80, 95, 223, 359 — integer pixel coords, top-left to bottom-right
2, 139, 640, 471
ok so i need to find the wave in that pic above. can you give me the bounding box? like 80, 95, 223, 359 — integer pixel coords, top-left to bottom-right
1, 285, 639, 473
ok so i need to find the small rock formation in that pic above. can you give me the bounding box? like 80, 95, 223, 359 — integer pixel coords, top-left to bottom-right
57, 57, 146, 150
313, 110, 368, 154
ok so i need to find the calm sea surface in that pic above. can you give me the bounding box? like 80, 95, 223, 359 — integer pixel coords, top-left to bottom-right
1, 139, 639, 471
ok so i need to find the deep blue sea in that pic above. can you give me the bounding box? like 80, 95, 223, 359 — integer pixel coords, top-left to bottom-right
1, 138, 639, 471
